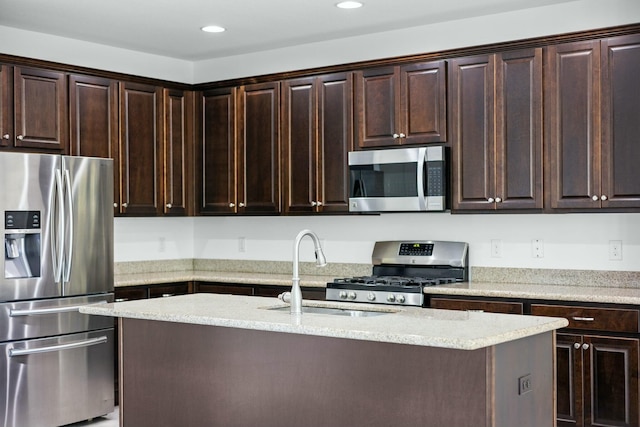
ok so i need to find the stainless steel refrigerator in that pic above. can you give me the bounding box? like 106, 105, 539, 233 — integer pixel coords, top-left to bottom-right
0, 152, 115, 427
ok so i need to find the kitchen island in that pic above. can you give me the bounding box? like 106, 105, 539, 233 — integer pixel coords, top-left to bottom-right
82, 293, 568, 427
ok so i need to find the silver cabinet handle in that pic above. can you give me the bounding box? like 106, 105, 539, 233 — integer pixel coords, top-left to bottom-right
573, 342, 581, 349
229, 203, 235, 208
9, 335, 108, 357
161, 293, 173, 298
495, 197, 502, 203
2, 134, 9, 140
601, 195, 608, 201
488, 197, 495, 203
572, 316, 595, 322
582, 343, 590, 350
115, 298, 128, 302
239, 202, 245, 207
592, 195, 599, 201
16, 135, 24, 140
166, 203, 172, 209
10, 301, 107, 317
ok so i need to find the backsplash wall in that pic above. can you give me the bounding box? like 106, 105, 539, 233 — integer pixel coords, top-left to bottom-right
114, 213, 640, 272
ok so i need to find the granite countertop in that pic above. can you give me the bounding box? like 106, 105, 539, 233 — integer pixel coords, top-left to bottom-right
80, 293, 567, 350
423, 282, 640, 305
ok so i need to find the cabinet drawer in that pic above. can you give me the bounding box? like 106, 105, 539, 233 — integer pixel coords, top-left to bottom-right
430, 297, 523, 315
115, 287, 148, 301
148, 283, 190, 299
530, 304, 639, 333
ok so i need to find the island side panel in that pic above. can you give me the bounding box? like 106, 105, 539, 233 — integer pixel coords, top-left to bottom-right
493, 331, 556, 427
119, 318, 491, 427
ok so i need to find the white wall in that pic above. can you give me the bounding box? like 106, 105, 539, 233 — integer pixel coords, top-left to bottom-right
114, 213, 640, 272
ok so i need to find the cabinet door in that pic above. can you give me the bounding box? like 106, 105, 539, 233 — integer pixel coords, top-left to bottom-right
450, 54, 496, 210
163, 89, 191, 216
198, 87, 237, 214
495, 48, 543, 210
355, 67, 398, 148
238, 82, 280, 213
0, 64, 12, 148
556, 334, 584, 427
13, 67, 68, 152
601, 34, 640, 208
119, 82, 163, 216
583, 336, 639, 427
545, 41, 601, 209
317, 72, 353, 212
400, 61, 447, 145
68, 75, 119, 212
281, 77, 316, 213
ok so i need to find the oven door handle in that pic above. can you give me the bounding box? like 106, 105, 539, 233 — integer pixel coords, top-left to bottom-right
9, 300, 107, 317
9, 335, 108, 357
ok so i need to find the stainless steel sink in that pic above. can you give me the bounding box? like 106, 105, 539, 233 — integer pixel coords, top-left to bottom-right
266, 305, 393, 317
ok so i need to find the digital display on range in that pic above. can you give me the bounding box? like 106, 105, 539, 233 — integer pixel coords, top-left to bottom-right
5, 211, 41, 230
398, 243, 434, 256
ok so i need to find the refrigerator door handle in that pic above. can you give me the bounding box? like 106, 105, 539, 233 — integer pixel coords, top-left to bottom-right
8, 335, 108, 357
9, 300, 108, 317
63, 168, 74, 285
52, 168, 65, 284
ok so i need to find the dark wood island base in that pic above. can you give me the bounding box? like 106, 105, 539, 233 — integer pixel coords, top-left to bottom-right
119, 318, 556, 427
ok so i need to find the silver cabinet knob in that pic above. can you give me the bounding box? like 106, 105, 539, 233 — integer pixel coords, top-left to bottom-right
16, 135, 24, 140
229, 203, 235, 208
239, 202, 245, 208
122, 202, 128, 208
166, 203, 172, 209
574, 342, 581, 349
2, 134, 9, 140
311, 201, 317, 207
601, 195, 608, 201
399, 133, 406, 138
113, 203, 118, 208
161, 293, 173, 298
592, 195, 599, 201
393, 133, 400, 139
582, 343, 590, 350
495, 197, 502, 203
317, 201, 323, 206
488, 197, 495, 203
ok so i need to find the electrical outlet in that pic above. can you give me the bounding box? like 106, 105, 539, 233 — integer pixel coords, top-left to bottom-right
159, 237, 166, 252
519, 374, 532, 395
491, 240, 503, 258
532, 239, 544, 258
238, 237, 246, 253
609, 240, 622, 260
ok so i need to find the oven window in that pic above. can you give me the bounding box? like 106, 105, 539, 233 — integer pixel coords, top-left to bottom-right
350, 163, 417, 197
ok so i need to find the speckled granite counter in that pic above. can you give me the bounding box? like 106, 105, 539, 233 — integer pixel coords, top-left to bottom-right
81, 293, 567, 350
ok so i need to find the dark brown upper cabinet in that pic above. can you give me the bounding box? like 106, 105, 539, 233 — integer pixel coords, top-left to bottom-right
197, 86, 237, 214
450, 48, 543, 211
281, 72, 353, 213
1, 66, 68, 152
198, 82, 280, 215
546, 35, 640, 210
355, 61, 446, 148
163, 88, 192, 216
237, 82, 281, 214
118, 82, 163, 216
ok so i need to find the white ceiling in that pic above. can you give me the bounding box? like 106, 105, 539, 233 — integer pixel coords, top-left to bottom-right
0, 0, 575, 61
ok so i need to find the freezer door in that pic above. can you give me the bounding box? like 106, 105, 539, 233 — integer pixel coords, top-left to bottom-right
0, 152, 61, 302
1, 329, 114, 427
0, 294, 114, 342
62, 156, 114, 295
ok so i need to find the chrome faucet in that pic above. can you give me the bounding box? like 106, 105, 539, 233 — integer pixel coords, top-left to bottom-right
283, 229, 327, 315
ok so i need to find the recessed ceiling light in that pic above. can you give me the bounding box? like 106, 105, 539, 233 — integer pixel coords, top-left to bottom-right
201, 25, 226, 33
336, 1, 363, 9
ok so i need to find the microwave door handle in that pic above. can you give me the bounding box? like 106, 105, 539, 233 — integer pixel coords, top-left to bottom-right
353, 177, 365, 197
416, 150, 427, 210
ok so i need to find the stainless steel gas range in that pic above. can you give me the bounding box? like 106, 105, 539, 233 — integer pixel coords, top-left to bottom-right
326, 240, 469, 307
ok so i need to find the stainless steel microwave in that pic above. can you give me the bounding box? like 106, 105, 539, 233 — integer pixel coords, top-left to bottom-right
348, 146, 446, 212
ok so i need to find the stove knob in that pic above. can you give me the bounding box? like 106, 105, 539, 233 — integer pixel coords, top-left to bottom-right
367, 292, 376, 301
387, 294, 396, 303
348, 292, 357, 300
339, 291, 348, 300
396, 295, 406, 304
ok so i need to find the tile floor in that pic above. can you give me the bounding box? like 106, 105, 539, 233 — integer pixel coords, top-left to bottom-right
63, 407, 119, 427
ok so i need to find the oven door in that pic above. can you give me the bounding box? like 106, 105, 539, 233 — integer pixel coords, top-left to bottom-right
1, 328, 114, 427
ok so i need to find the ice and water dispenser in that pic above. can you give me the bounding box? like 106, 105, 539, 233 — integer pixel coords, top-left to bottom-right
4, 211, 41, 279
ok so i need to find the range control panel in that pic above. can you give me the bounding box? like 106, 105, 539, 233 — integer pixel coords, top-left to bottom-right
398, 243, 434, 257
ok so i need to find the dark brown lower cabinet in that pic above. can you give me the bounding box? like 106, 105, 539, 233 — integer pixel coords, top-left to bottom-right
557, 333, 639, 427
